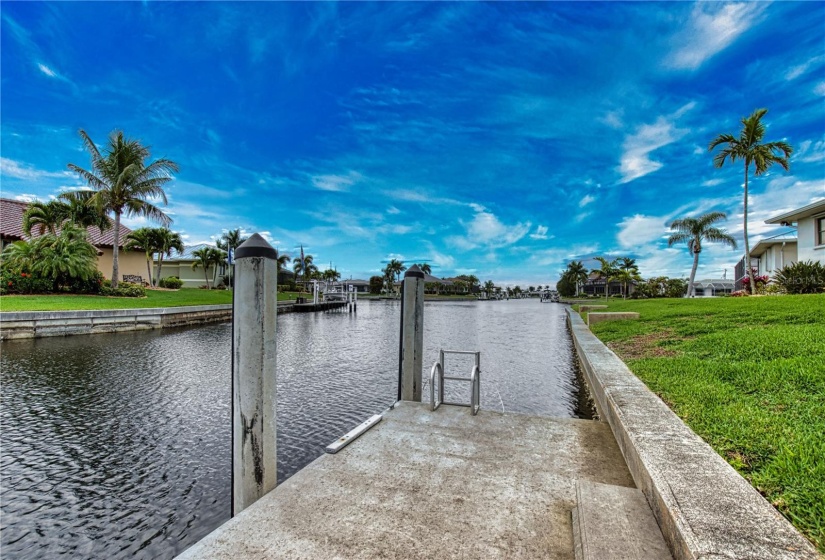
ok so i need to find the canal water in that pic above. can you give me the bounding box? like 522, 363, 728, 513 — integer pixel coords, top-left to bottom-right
1, 299, 583, 559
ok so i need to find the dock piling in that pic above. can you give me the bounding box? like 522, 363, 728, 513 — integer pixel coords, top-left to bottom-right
398, 265, 425, 401
232, 233, 279, 516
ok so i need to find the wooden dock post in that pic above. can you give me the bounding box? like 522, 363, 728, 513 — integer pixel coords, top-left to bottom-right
398, 265, 425, 402
232, 233, 278, 516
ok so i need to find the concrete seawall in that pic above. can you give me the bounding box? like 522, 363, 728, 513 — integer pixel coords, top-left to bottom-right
0, 305, 234, 340
566, 307, 818, 560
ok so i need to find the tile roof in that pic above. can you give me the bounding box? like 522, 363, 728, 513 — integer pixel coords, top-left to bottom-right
0, 197, 132, 248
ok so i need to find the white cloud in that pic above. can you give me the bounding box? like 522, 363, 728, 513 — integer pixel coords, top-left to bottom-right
579, 194, 595, 208
784, 55, 825, 81
667, 3, 767, 70
796, 139, 825, 163
814, 82, 825, 97
600, 111, 623, 129
310, 171, 362, 192
616, 214, 669, 249
386, 206, 401, 215
618, 115, 688, 184
37, 63, 57, 77
1, 157, 74, 181
701, 178, 725, 187
529, 225, 549, 240
13, 193, 39, 203
447, 206, 531, 251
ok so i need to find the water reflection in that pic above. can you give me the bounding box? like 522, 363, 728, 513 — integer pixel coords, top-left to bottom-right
1, 299, 579, 559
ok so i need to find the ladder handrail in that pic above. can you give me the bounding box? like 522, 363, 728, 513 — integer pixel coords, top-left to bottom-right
470, 365, 480, 416
430, 361, 444, 411
429, 349, 481, 414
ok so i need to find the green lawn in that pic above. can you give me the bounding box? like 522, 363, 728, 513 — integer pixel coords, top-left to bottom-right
0, 289, 311, 311
579, 295, 825, 552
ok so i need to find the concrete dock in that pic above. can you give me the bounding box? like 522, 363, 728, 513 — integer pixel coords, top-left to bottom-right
176, 402, 638, 559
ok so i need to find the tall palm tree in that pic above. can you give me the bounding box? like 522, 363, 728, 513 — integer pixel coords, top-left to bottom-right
566, 261, 588, 296
483, 280, 495, 296
154, 228, 184, 286
668, 212, 737, 297
67, 129, 178, 287
191, 246, 226, 289
593, 257, 618, 298
709, 109, 792, 294
124, 227, 162, 286
22, 201, 65, 236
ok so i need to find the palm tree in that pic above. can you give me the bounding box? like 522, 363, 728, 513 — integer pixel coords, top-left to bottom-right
566, 261, 588, 296
617, 257, 639, 298
191, 246, 226, 289
58, 192, 113, 234
124, 228, 162, 286
67, 129, 178, 287
22, 201, 65, 236
322, 268, 341, 282
593, 257, 618, 298
2, 225, 98, 291
293, 253, 317, 290
415, 263, 432, 275
274, 249, 291, 277
483, 280, 495, 296
709, 109, 792, 294
387, 259, 406, 283
154, 228, 184, 286
216, 228, 248, 288
668, 212, 737, 297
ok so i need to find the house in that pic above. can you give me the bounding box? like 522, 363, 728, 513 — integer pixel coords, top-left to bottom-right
342, 279, 371, 293
0, 197, 145, 282
734, 199, 824, 289
581, 272, 633, 296
156, 244, 227, 288
692, 278, 734, 297
766, 199, 825, 263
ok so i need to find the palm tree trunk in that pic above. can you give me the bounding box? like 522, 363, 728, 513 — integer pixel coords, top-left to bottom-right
743, 162, 756, 295
156, 255, 163, 287
688, 249, 700, 297
111, 211, 121, 288
146, 254, 153, 287
204, 266, 210, 289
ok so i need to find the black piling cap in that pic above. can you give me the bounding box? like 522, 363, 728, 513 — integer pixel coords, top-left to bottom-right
234, 233, 278, 260
404, 264, 425, 279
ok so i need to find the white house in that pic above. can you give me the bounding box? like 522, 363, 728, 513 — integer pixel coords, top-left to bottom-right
735, 199, 824, 289
766, 199, 825, 264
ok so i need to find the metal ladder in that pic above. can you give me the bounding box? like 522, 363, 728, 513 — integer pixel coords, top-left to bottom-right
430, 350, 481, 415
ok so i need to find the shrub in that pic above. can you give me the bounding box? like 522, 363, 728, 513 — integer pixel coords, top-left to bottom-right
158, 276, 183, 289
773, 261, 825, 294
0, 270, 53, 295
100, 281, 145, 298
67, 271, 105, 294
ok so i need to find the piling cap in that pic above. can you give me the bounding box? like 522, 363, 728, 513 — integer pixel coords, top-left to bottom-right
234, 233, 278, 260
404, 264, 425, 279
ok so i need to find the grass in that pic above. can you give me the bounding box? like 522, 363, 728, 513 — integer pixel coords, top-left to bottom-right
0, 289, 311, 311
580, 295, 825, 552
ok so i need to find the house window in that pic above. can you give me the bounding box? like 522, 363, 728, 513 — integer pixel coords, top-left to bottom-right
817, 216, 825, 246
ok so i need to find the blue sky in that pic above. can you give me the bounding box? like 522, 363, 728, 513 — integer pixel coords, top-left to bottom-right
2, 2, 823, 286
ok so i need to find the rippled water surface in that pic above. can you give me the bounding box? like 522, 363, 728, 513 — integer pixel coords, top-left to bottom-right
1, 299, 580, 559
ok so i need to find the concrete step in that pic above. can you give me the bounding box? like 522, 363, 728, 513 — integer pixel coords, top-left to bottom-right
572, 480, 672, 560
